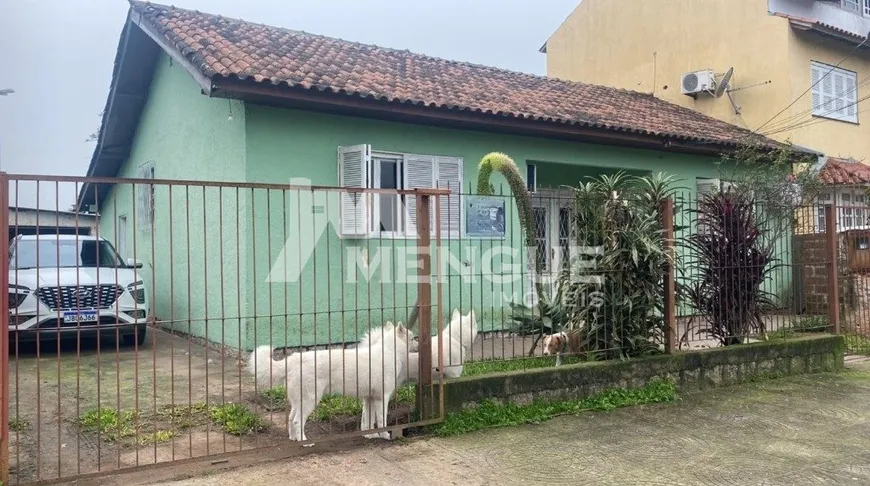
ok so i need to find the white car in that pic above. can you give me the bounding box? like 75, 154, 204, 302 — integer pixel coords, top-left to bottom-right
7, 234, 150, 346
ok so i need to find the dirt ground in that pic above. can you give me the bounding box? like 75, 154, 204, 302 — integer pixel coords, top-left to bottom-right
142, 359, 870, 485
7, 314, 799, 485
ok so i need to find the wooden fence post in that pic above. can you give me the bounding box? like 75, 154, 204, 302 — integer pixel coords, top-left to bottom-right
660, 198, 677, 353
825, 204, 841, 334
415, 191, 433, 420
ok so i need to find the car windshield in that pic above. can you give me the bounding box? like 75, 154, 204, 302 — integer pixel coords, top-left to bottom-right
9, 239, 126, 269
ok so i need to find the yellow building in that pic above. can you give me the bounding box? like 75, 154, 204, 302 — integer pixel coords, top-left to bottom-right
543, 0, 870, 232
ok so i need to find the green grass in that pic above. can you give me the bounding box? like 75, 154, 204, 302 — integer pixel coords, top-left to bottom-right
260, 384, 418, 422
429, 378, 678, 437
260, 386, 287, 410
463, 355, 586, 376
845, 334, 870, 356
155, 403, 209, 429
209, 403, 267, 435
137, 429, 176, 445
8, 417, 30, 433
78, 408, 138, 442
792, 316, 830, 333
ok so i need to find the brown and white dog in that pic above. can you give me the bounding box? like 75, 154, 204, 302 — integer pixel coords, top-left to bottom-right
542, 329, 583, 366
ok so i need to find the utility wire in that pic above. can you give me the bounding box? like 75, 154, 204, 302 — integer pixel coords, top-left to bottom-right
759, 75, 870, 133
754, 34, 870, 134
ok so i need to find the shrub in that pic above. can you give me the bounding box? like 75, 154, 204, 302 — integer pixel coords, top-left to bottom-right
555, 172, 682, 359
684, 188, 777, 345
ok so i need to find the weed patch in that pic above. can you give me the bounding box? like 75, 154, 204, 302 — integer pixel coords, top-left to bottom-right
209, 403, 267, 435
8, 417, 30, 433
430, 379, 677, 437
259, 386, 287, 410
137, 429, 176, 445
78, 408, 137, 442
845, 334, 870, 356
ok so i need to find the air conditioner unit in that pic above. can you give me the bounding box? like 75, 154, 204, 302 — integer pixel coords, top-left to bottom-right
681, 69, 716, 97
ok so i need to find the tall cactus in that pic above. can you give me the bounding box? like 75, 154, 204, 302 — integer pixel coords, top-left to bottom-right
477, 153, 545, 355
477, 152, 543, 299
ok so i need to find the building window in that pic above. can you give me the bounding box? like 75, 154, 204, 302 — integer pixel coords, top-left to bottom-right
136, 162, 155, 232
811, 61, 858, 123
816, 189, 868, 232
527, 163, 537, 193
843, 0, 861, 14
338, 145, 463, 238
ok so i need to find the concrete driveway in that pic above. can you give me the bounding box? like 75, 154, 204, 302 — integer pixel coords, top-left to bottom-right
151, 358, 870, 486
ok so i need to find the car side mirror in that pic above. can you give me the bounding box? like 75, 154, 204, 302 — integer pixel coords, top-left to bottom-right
126, 258, 144, 269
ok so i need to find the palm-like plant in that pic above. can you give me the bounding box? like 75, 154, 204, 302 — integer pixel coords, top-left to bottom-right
558, 173, 681, 359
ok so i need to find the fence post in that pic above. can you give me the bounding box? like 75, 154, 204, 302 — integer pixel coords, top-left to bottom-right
0, 172, 9, 485
414, 191, 433, 420
825, 204, 840, 334
660, 198, 677, 353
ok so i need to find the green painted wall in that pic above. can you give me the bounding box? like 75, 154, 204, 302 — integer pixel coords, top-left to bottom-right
242, 105, 785, 350
98, 53, 250, 348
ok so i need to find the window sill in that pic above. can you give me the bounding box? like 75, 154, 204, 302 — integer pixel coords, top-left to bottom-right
811, 114, 859, 125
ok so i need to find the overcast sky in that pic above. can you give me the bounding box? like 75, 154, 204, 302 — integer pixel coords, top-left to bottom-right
0, 0, 578, 210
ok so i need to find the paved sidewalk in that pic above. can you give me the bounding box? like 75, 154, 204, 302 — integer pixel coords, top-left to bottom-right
157, 360, 870, 486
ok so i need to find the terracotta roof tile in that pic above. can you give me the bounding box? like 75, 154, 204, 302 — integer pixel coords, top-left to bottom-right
131, 1, 764, 146
819, 157, 870, 185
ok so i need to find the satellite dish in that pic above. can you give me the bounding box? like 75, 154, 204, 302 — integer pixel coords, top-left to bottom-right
714, 67, 734, 98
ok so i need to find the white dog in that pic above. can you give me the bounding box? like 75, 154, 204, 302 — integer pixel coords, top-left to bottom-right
360, 309, 478, 381
248, 321, 415, 442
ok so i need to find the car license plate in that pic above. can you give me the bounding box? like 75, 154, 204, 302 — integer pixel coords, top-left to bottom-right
62, 311, 98, 324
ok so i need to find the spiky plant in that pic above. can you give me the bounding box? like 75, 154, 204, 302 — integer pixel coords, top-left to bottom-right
556, 172, 682, 359
477, 152, 548, 354
684, 187, 777, 346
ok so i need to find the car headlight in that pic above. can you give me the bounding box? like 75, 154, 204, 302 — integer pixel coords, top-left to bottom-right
126, 281, 146, 304
7, 285, 30, 309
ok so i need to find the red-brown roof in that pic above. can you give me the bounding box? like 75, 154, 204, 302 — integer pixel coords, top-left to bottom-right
819, 157, 870, 185
129, 1, 766, 147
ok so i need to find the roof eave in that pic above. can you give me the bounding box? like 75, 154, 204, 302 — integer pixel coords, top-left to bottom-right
210, 76, 753, 157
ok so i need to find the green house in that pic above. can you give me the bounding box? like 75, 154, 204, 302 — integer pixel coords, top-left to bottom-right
77, 2, 785, 351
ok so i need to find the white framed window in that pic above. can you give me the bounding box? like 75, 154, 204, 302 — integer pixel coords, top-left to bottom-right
337, 144, 463, 239
136, 161, 155, 232
843, 0, 861, 13
811, 61, 858, 123
117, 215, 128, 258
815, 189, 869, 232
865, 0, 870, 16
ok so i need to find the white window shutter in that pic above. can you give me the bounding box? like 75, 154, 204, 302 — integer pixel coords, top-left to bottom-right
435, 156, 463, 237
811, 64, 822, 114
338, 144, 371, 238
403, 154, 435, 235
822, 71, 834, 113
845, 72, 858, 119
833, 71, 845, 116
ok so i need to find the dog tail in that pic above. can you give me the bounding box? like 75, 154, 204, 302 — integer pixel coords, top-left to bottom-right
247, 345, 288, 389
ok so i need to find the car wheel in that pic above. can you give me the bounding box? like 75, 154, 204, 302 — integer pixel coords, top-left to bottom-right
123, 327, 148, 347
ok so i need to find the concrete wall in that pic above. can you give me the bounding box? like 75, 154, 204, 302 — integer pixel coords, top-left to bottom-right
442, 335, 845, 413
241, 104, 742, 350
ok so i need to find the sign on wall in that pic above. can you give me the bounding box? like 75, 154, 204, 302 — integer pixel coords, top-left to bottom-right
465, 196, 506, 238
